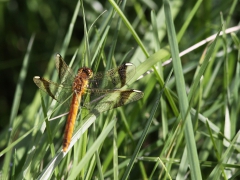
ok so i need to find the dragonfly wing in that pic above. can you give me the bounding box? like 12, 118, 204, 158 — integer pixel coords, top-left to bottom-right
89, 63, 136, 89
83, 89, 144, 114
33, 76, 72, 102
55, 54, 75, 85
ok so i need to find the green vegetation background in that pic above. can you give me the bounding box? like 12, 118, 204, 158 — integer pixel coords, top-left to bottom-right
0, 0, 240, 179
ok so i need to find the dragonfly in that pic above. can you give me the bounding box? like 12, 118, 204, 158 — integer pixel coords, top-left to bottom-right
33, 54, 144, 152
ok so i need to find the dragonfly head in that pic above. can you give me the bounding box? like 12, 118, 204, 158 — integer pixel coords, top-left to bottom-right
77, 67, 93, 79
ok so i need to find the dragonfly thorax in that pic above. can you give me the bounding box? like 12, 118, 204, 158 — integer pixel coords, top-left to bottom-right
73, 67, 93, 93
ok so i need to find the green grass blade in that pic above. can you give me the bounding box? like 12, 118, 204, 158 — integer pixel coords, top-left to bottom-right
95, 150, 104, 180
121, 91, 162, 180
67, 119, 116, 179
230, 33, 240, 137
105, 0, 126, 70
108, 0, 149, 57
81, 0, 91, 67
207, 131, 240, 180
2, 34, 35, 179
60, 0, 80, 57
177, 0, 202, 42
163, 0, 202, 179
37, 114, 97, 179
120, 69, 172, 180
188, 30, 221, 104
151, 10, 161, 51
113, 124, 118, 180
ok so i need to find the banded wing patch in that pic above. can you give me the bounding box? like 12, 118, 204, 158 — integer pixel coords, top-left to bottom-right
83, 89, 144, 113
33, 76, 72, 102
89, 63, 135, 89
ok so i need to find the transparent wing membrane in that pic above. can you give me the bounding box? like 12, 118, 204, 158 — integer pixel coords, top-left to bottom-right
89, 63, 136, 89
83, 89, 144, 113
33, 76, 72, 103
55, 54, 75, 85
34, 54, 143, 112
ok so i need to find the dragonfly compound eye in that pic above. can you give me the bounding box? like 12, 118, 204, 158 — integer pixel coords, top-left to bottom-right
86, 68, 93, 77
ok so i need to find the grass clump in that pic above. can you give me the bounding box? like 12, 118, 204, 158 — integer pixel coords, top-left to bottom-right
1, 0, 240, 179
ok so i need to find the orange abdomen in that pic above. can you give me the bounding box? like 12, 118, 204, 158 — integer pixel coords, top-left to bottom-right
62, 93, 81, 152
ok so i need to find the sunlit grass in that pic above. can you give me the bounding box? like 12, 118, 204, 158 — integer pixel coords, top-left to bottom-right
1, 0, 240, 179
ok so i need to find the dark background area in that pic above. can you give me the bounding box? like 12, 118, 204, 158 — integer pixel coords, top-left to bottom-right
0, 0, 101, 128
